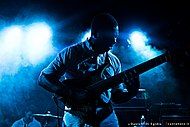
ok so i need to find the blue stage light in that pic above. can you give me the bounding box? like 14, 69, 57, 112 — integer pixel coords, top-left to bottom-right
24, 22, 54, 65
0, 26, 23, 54
0, 26, 23, 77
128, 31, 148, 50
126, 30, 162, 59
0, 22, 55, 78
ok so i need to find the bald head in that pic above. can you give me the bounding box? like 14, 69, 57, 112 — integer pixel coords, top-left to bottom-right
89, 13, 119, 54
91, 13, 119, 38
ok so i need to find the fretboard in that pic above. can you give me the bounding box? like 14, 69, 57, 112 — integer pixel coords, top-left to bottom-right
86, 52, 170, 94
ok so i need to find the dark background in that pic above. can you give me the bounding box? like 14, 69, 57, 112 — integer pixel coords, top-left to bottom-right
0, 0, 190, 126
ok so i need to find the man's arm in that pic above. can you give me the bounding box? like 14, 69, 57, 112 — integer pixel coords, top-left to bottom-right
38, 47, 75, 96
38, 43, 95, 103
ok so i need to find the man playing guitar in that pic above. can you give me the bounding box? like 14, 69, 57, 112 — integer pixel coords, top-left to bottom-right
38, 13, 140, 127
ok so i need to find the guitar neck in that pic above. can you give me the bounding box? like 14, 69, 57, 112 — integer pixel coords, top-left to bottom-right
122, 52, 168, 75
86, 52, 169, 94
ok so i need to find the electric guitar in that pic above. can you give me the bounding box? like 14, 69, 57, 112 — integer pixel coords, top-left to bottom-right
58, 49, 189, 107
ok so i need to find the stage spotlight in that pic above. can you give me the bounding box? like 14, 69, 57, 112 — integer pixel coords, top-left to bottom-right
127, 29, 162, 59
0, 26, 23, 54
0, 26, 24, 77
128, 31, 148, 51
25, 22, 54, 65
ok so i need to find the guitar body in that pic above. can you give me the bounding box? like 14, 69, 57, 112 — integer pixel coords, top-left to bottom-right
62, 78, 92, 89
62, 61, 109, 89
58, 62, 108, 107
59, 71, 104, 125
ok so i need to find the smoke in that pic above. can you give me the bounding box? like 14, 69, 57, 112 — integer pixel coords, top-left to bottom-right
0, 26, 23, 78
0, 11, 74, 125
0, 19, 57, 122
112, 33, 180, 105
0, 23, 55, 79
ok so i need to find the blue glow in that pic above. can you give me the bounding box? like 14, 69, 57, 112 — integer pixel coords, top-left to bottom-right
0, 14, 75, 125
24, 22, 54, 65
0, 26, 24, 78
0, 22, 55, 79
0, 20, 57, 123
128, 31, 148, 50
127, 30, 162, 59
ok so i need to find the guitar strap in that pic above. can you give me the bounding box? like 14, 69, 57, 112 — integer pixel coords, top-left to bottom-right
100, 52, 111, 78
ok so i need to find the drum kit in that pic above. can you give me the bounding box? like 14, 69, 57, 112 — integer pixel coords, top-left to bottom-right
33, 113, 63, 127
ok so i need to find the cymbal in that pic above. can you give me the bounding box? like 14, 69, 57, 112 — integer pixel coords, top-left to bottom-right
33, 114, 62, 119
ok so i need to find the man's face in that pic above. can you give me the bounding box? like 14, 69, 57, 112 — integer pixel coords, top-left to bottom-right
92, 26, 119, 54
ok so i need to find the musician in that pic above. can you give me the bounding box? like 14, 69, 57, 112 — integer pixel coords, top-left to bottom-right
38, 13, 140, 127
11, 110, 41, 127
